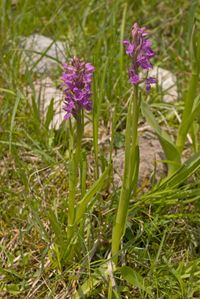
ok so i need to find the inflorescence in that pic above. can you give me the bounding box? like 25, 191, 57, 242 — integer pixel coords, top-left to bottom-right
61, 23, 156, 120
123, 22, 156, 91
61, 57, 95, 120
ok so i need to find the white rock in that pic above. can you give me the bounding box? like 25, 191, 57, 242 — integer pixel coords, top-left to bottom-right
21, 34, 66, 74
29, 77, 65, 129
149, 66, 178, 102
113, 131, 166, 188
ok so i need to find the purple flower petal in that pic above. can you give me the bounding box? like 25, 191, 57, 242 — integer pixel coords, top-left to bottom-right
124, 22, 156, 89
61, 57, 94, 120
145, 77, 156, 92
123, 40, 134, 55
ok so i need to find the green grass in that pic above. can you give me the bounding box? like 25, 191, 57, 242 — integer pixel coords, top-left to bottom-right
1, 0, 200, 298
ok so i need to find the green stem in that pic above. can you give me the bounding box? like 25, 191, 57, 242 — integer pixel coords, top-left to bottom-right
128, 88, 140, 189
75, 110, 84, 169
67, 111, 83, 239
79, 150, 87, 241
93, 111, 99, 179
112, 87, 140, 264
68, 119, 75, 231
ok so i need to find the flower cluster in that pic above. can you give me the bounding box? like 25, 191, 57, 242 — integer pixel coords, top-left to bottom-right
123, 23, 156, 91
61, 57, 95, 119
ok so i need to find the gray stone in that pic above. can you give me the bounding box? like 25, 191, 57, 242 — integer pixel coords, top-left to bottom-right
113, 130, 166, 188
28, 77, 64, 129
21, 34, 66, 74
149, 66, 178, 102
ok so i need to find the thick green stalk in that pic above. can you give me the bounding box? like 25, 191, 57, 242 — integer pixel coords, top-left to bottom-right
68, 119, 75, 233
79, 150, 87, 240
67, 111, 83, 239
112, 88, 140, 264
93, 110, 99, 178
128, 89, 140, 189
75, 111, 84, 169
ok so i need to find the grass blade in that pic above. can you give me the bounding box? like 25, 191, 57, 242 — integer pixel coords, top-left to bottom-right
141, 100, 181, 174
75, 164, 111, 224
9, 90, 21, 153
159, 152, 200, 189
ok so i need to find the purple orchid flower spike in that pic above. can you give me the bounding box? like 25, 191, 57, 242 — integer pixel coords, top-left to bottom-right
123, 22, 156, 91
61, 57, 95, 119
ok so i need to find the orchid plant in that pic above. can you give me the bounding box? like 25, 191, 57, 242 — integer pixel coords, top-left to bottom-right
60, 22, 200, 267
112, 23, 156, 264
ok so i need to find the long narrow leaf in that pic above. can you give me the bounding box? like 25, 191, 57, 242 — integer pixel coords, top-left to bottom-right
48, 210, 68, 252
9, 91, 21, 153
177, 95, 200, 144
141, 100, 181, 172
158, 152, 200, 189
45, 98, 54, 129
75, 165, 111, 224
119, 266, 152, 295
